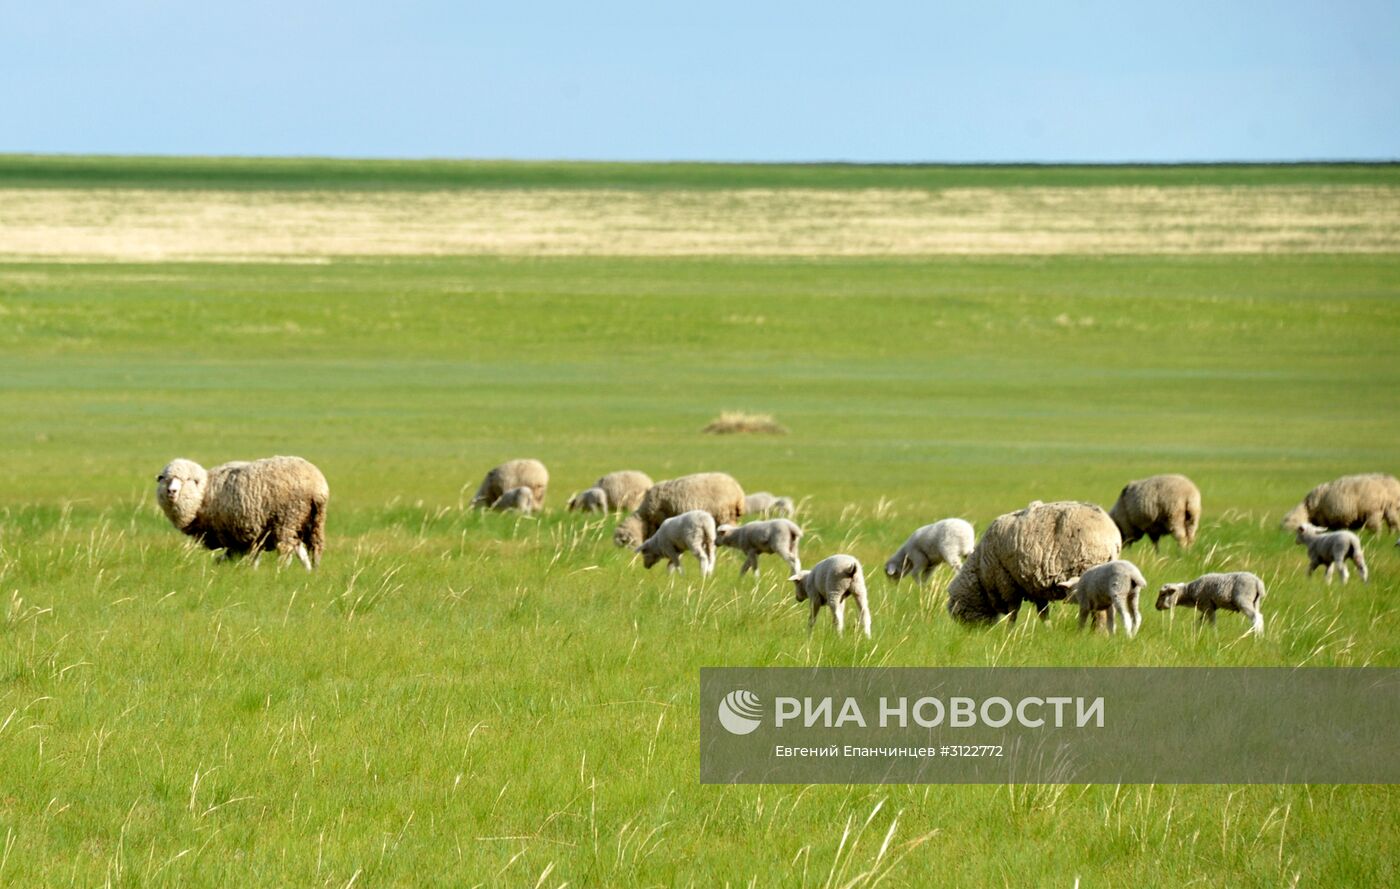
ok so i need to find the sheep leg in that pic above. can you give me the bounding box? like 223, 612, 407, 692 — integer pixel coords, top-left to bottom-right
781, 549, 801, 576
808, 599, 820, 634
1201, 607, 1216, 626
740, 553, 759, 576
1354, 550, 1369, 584
1104, 607, 1116, 635
855, 593, 872, 639
1325, 563, 1335, 584
1034, 601, 1051, 622
1078, 605, 1091, 631
831, 597, 846, 635
1308, 559, 1318, 577
1238, 600, 1264, 635
1126, 590, 1141, 636
1337, 561, 1349, 584
295, 543, 312, 571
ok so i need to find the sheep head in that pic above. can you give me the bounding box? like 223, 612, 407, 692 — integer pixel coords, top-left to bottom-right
789, 570, 811, 602
155, 459, 208, 530
1155, 583, 1185, 611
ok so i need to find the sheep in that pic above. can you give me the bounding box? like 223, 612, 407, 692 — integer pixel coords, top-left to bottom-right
1056, 560, 1146, 637
155, 456, 328, 570
491, 486, 537, 514
1281, 473, 1400, 533
744, 492, 795, 518
566, 487, 608, 513
947, 500, 1122, 626
595, 470, 654, 512
715, 519, 803, 576
469, 459, 549, 509
1156, 572, 1267, 635
790, 555, 871, 638
1295, 522, 1368, 584
884, 519, 976, 584
1109, 474, 1201, 550
636, 509, 716, 575
613, 472, 744, 548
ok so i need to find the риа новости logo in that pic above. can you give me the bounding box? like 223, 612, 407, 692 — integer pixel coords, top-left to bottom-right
718, 690, 763, 735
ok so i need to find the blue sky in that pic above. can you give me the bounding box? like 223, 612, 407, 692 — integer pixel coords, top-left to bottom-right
3, 1, 1397, 162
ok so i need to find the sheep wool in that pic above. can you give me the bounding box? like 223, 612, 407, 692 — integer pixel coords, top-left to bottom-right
470, 459, 549, 509
947, 500, 1122, 626
155, 456, 329, 569
613, 472, 745, 548
594, 470, 654, 512
1109, 474, 1201, 549
1281, 473, 1400, 533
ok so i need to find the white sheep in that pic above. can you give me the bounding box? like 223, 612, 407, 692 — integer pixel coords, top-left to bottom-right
715, 519, 803, 576
567, 487, 609, 513
744, 492, 795, 518
1057, 560, 1146, 637
884, 519, 975, 584
790, 555, 871, 638
155, 456, 328, 570
470, 459, 549, 509
491, 486, 537, 514
1295, 522, 1368, 584
636, 509, 716, 575
1156, 572, 1267, 635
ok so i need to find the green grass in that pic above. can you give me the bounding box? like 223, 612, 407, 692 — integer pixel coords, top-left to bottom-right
1, 249, 1398, 885
1, 153, 1398, 190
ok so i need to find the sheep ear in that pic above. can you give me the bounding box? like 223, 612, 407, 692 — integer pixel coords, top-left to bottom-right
1057, 577, 1080, 591
788, 573, 803, 582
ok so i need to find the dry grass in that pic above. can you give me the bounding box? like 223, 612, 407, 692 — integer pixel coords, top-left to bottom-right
1, 185, 1398, 259
701, 412, 789, 435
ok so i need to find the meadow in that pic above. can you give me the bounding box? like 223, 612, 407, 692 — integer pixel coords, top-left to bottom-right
0, 159, 1398, 886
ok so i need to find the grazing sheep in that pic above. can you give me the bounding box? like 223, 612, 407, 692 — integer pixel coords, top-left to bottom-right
1057, 560, 1146, 637
491, 486, 537, 514
884, 519, 976, 584
567, 487, 609, 513
1109, 474, 1201, 550
1295, 522, 1368, 584
715, 519, 803, 576
1156, 572, 1267, 635
636, 510, 716, 575
613, 472, 744, 548
790, 555, 871, 638
744, 492, 796, 518
155, 456, 328, 570
595, 470, 654, 512
947, 501, 1122, 626
470, 459, 549, 509
1281, 473, 1400, 533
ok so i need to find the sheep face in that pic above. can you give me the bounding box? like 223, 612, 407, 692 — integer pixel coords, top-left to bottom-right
789, 570, 811, 602
883, 555, 907, 582
1155, 583, 1185, 610
715, 524, 738, 546
614, 519, 644, 548
635, 541, 663, 570
155, 459, 208, 530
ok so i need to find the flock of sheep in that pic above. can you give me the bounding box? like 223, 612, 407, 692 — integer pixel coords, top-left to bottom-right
153, 456, 1400, 640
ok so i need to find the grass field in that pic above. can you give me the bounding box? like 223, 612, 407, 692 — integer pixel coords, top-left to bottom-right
0, 159, 1398, 886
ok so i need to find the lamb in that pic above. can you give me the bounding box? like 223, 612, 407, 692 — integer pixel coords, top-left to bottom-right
491, 486, 537, 514
566, 487, 608, 513
595, 470, 654, 512
947, 500, 1122, 626
1156, 572, 1267, 635
1281, 473, 1400, 533
635, 509, 716, 576
744, 492, 795, 518
613, 472, 744, 548
469, 459, 549, 509
715, 519, 803, 576
1056, 560, 1146, 637
1109, 474, 1201, 550
790, 555, 871, 638
155, 456, 328, 570
884, 519, 976, 583
1295, 522, 1368, 584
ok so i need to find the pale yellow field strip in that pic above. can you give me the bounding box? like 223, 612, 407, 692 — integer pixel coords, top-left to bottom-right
1, 186, 1397, 259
